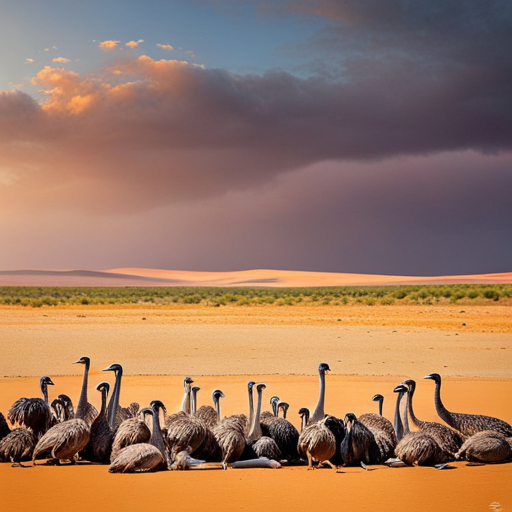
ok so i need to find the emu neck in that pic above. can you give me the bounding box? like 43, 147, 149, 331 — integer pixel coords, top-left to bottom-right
76, 361, 90, 419
41, 381, 49, 404
151, 408, 169, 464
99, 388, 108, 418
432, 378, 453, 425
214, 396, 222, 422
191, 391, 197, 415
181, 387, 191, 414
394, 392, 405, 441
247, 390, 263, 443
310, 370, 326, 423
301, 413, 309, 433
107, 369, 122, 428
248, 387, 254, 428
405, 383, 422, 431
378, 399, 383, 417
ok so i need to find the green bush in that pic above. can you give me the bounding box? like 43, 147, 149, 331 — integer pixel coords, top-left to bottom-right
0, 284, 509, 307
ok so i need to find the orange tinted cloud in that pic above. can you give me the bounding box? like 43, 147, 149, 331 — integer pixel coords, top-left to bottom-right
126, 39, 144, 48
99, 40, 121, 50
52, 57, 70, 63
157, 43, 174, 50
0, 53, 511, 220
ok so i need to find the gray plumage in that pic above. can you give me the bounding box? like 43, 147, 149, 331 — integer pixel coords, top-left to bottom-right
57, 395, 75, 421
84, 382, 113, 463
394, 382, 452, 466
260, 411, 274, 421
358, 413, 396, 461
73, 357, 98, 427
299, 408, 310, 433
196, 406, 218, 429
108, 443, 166, 473
213, 418, 246, 466
195, 389, 224, 429
8, 376, 54, 438
33, 418, 90, 462
298, 415, 336, 469
225, 413, 248, 432
166, 414, 207, 462
103, 363, 138, 430
425, 373, 512, 437
359, 393, 397, 445
50, 399, 66, 425
262, 419, 299, 461
262, 403, 300, 461
395, 432, 449, 466
165, 410, 190, 427
191, 424, 223, 462
211, 383, 253, 465
246, 383, 281, 461
190, 389, 223, 462
340, 413, 381, 466
110, 413, 151, 462
0, 428, 37, 462
455, 430, 512, 463
358, 395, 397, 461
252, 436, 281, 460
109, 400, 168, 473
324, 415, 346, 466
76, 403, 97, 428
403, 379, 464, 457
393, 384, 407, 442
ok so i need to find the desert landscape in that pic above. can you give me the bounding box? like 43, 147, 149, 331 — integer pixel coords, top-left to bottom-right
3, 1, 511, 509
1, 277, 511, 511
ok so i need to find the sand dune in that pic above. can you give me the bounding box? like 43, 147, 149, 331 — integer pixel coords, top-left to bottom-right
0, 267, 511, 287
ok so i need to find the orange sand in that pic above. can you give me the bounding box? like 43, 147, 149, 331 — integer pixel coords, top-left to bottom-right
1, 305, 511, 377
0, 305, 511, 511
0, 375, 510, 512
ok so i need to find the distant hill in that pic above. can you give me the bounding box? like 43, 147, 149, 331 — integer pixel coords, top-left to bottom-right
0, 268, 511, 287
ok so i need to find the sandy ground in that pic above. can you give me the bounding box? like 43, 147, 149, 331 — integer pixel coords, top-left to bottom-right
1, 304, 511, 511
1, 305, 511, 377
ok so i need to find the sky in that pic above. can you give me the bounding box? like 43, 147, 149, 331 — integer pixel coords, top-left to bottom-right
1, 0, 511, 276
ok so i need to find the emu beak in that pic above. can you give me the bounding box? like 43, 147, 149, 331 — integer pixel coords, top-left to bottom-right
102, 366, 113, 372
423, 374, 433, 380
72, 360, 81, 364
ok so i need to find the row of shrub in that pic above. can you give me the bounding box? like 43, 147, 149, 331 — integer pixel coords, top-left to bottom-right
0, 284, 510, 307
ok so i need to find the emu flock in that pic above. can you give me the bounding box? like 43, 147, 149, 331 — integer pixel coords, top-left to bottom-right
1, 359, 511, 472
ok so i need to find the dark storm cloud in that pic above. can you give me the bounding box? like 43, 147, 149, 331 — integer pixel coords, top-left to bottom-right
0, 0, 511, 216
